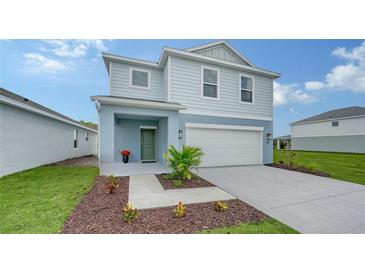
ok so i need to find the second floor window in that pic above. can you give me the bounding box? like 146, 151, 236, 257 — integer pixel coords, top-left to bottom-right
240, 74, 254, 104
130, 68, 150, 89
202, 66, 219, 99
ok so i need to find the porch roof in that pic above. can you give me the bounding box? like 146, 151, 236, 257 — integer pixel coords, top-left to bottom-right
91, 95, 187, 111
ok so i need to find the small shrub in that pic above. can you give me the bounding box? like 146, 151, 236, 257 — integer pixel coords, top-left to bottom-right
104, 175, 119, 194
214, 201, 229, 212
122, 203, 139, 223
162, 173, 175, 180
163, 145, 203, 180
307, 163, 318, 172
172, 179, 184, 188
173, 201, 186, 218
284, 150, 296, 167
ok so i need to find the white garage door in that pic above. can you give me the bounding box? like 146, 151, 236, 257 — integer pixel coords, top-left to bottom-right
186, 123, 263, 167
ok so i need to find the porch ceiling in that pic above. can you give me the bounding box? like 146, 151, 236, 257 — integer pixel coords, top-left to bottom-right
115, 113, 164, 120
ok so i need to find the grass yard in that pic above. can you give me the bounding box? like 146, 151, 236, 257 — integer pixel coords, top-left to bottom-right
199, 218, 299, 234
274, 149, 365, 185
0, 166, 98, 233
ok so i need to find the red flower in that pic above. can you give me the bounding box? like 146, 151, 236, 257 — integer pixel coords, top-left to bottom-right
121, 150, 130, 156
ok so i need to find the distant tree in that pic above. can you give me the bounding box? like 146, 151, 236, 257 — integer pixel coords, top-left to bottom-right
80, 120, 98, 130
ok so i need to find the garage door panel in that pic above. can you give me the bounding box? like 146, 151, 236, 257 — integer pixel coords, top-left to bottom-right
186, 126, 262, 167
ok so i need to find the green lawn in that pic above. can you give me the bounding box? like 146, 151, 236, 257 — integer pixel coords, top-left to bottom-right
274, 149, 365, 185
0, 166, 98, 233
199, 218, 299, 234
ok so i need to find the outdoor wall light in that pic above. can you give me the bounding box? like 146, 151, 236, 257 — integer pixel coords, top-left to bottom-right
266, 133, 272, 141
178, 129, 183, 139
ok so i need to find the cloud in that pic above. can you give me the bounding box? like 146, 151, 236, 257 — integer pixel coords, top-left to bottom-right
305, 41, 365, 93
274, 82, 317, 106
41, 39, 108, 58
289, 107, 300, 115
23, 53, 66, 73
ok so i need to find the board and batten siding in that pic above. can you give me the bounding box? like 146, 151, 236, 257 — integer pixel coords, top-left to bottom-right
194, 45, 248, 65
0, 103, 97, 177
291, 117, 365, 138
110, 61, 164, 101
169, 56, 273, 120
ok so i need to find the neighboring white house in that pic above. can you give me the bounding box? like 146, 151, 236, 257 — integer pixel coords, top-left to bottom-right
92, 40, 280, 168
0, 87, 98, 177
291, 106, 365, 153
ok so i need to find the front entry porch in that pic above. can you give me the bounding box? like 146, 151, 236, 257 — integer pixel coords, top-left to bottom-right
100, 161, 169, 176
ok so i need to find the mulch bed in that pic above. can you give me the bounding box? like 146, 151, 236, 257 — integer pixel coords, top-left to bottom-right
268, 163, 330, 177
62, 176, 267, 234
156, 173, 215, 190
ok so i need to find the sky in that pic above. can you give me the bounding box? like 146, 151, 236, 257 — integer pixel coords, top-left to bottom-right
1, 39, 365, 136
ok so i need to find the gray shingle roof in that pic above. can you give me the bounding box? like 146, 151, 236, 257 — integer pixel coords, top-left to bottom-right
292, 106, 365, 125
0, 87, 96, 131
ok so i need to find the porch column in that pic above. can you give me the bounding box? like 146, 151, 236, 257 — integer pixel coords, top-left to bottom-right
277, 139, 280, 150
99, 105, 115, 162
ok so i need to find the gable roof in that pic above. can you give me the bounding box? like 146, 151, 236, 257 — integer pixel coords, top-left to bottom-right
102, 41, 280, 79
291, 106, 365, 125
185, 40, 255, 67
0, 87, 97, 132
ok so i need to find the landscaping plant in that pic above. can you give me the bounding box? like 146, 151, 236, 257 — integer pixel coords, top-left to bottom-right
122, 203, 139, 223
172, 179, 184, 188
214, 201, 229, 212
173, 201, 186, 218
104, 175, 119, 194
284, 150, 296, 167
163, 145, 203, 180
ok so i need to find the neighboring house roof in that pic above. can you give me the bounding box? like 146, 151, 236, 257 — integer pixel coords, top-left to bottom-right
275, 134, 291, 140
0, 87, 98, 133
291, 106, 365, 125
185, 40, 255, 67
91, 95, 187, 111
102, 40, 280, 79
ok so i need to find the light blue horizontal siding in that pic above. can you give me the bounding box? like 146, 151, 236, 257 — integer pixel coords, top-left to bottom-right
162, 60, 169, 101
110, 61, 164, 101
170, 56, 273, 118
291, 136, 365, 153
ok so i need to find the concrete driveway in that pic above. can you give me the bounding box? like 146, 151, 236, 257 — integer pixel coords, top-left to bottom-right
198, 165, 365, 233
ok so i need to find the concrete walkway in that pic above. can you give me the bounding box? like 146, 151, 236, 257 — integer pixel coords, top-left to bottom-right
197, 165, 365, 234
128, 175, 235, 209
100, 162, 169, 176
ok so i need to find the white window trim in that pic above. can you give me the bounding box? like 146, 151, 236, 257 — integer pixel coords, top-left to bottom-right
139, 126, 157, 129
129, 67, 151, 90
201, 65, 220, 100
239, 73, 255, 105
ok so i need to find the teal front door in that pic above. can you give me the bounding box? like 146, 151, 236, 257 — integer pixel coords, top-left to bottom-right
141, 129, 156, 162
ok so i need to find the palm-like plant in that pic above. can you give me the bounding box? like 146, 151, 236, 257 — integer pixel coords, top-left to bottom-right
163, 145, 203, 180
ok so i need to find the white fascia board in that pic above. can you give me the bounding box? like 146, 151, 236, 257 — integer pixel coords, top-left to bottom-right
102, 52, 160, 69
290, 115, 365, 126
159, 47, 280, 79
185, 123, 264, 131
103, 47, 279, 79
91, 96, 186, 111
0, 95, 98, 133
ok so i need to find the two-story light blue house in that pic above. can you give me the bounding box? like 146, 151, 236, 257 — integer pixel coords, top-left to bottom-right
91, 40, 280, 169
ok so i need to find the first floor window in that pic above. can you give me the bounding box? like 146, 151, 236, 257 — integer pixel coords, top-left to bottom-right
86, 132, 89, 141
130, 68, 150, 89
202, 67, 219, 99
240, 74, 254, 103
74, 129, 78, 148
